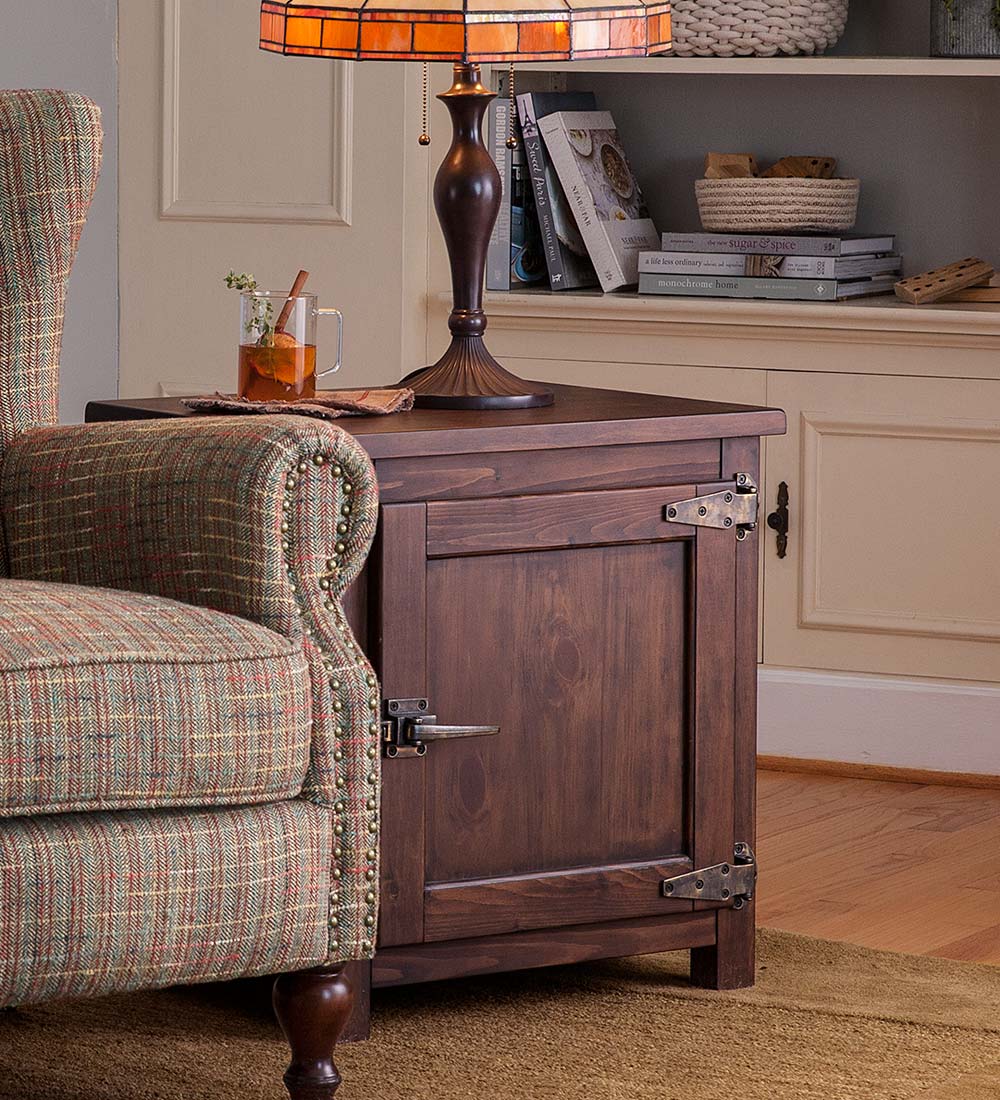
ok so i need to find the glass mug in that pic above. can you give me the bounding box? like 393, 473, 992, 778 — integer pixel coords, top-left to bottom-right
238, 291, 342, 402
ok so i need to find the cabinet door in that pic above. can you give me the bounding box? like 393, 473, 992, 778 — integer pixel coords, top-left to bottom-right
375, 480, 751, 947
763, 372, 1000, 682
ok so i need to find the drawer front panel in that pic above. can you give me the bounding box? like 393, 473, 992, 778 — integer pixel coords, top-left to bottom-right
426, 485, 697, 557
377, 439, 720, 502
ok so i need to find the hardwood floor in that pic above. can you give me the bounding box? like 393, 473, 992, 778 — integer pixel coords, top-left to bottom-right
756, 769, 1000, 965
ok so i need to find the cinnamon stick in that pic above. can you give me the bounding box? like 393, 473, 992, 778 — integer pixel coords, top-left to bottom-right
275, 269, 310, 334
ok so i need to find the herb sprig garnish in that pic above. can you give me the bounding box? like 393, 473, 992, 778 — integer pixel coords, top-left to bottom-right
225, 270, 275, 347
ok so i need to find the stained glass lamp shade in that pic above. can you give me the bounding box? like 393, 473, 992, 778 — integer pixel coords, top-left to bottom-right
261, 1, 672, 408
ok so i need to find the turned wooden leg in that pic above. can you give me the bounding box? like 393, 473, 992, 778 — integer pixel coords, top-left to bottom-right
273, 965, 354, 1100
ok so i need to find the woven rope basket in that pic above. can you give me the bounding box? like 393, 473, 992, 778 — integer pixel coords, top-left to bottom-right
695, 177, 861, 233
671, 0, 849, 57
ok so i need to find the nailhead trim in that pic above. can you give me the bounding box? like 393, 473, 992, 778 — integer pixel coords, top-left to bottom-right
280, 446, 380, 960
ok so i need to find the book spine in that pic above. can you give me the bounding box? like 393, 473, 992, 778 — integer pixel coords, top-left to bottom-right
659, 232, 849, 257
639, 252, 837, 279
486, 100, 511, 292
538, 120, 624, 292
638, 273, 840, 301
516, 95, 568, 290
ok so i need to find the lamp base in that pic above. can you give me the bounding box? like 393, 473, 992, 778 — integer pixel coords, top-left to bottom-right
401, 335, 554, 410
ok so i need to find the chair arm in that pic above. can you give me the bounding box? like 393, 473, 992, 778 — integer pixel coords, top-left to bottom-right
2, 414, 376, 620
1, 416, 382, 894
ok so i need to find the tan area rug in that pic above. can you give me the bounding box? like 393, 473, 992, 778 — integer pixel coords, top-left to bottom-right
1, 930, 998, 1100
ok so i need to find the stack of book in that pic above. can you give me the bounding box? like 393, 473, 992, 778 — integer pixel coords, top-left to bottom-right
638, 232, 902, 301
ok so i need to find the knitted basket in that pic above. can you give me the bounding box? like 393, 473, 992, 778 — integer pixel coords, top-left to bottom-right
695, 177, 861, 233
671, 0, 850, 57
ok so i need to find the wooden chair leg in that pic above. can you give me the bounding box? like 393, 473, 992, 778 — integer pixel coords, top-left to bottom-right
273, 964, 354, 1100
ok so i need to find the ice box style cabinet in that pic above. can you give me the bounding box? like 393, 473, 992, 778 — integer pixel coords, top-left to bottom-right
86, 383, 786, 1037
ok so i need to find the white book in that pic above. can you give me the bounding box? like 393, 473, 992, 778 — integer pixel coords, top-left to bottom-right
537, 110, 659, 292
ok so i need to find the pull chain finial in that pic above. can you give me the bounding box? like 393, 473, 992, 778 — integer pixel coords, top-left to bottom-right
506, 62, 517, 149
418, 62, 431, 146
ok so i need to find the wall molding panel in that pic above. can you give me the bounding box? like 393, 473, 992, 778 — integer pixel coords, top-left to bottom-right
160, 0, 353, 225
799, 412, 1000, 643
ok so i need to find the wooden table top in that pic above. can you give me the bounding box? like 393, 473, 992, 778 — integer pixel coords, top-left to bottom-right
86, 383, 786, 460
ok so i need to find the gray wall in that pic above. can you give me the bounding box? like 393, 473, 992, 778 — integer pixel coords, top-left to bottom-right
2, 0, 118, 422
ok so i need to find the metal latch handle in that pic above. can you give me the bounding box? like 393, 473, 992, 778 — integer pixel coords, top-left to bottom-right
382, 698, 500, 758
413, 721, 500, 741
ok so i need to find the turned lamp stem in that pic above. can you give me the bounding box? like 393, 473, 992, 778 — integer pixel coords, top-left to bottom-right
403, 63, 553, 410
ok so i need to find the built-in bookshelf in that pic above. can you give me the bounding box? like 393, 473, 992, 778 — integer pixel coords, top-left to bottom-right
485, 0, 1000, 333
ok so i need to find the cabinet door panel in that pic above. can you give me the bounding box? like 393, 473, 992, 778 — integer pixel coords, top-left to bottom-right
425, 541, 689, 883
764, 373, 1000, 681
377, 482, 743, 946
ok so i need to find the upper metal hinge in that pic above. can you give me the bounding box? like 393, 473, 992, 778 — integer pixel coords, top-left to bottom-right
664, 473, 759, 541
661, 843, 757, 908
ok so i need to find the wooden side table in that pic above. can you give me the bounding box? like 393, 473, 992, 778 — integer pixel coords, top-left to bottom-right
88, 383, 786, 1038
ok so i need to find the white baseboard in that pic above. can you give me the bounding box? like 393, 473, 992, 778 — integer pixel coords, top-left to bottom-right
758, 667, 1000, 776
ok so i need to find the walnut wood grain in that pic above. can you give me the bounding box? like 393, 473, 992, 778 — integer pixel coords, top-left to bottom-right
424, 541, 689, 884
377, 439, 720, 502
85, 383, 786, 458
425, 485, 697, 557
373, 912, 718, 987
373, 504, 428, 948
423, 858, 695, 942
689, 497, 737, 922
691, 439, 759, 990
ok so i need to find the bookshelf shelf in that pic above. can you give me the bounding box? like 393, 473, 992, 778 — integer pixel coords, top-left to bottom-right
481, 290, 1000, 356
518, 57, 1000, 77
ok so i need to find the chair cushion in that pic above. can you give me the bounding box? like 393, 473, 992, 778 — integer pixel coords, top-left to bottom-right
0, 580, 312, 818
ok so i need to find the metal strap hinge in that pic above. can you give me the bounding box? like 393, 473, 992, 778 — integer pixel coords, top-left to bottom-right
661, 843, 757, 908
664, 473, 759, 541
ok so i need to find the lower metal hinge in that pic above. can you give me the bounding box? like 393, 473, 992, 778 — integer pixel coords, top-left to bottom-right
661, 843, 757, 908
664, 473, 759, 541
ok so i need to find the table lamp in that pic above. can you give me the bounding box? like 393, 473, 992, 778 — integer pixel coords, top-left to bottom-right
261, 1, 672, 408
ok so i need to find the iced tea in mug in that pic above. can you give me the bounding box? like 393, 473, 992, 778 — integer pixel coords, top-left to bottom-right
238, 291, 341, 402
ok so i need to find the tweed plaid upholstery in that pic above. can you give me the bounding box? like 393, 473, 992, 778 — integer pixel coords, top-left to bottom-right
0, 91, 102, 453
0, 579, 312, 818
0, 801, 333, 1007
2, 413, 382, 963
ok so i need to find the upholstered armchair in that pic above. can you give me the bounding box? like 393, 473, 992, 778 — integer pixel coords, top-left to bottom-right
0, 91, 379, 1099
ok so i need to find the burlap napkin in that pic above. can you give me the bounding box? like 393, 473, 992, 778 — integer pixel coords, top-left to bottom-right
182, 388, 415, 419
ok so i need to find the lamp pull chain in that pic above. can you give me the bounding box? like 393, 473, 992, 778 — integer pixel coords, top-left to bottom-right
419, 62, 431, 146
506, 62, 517, 149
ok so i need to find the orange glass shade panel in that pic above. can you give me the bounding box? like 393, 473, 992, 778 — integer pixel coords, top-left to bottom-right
516, 19, 570, 55
261, 0, 671, 60
466, 22, 518, 55
323, 18, 359, 50
360, 20, 413, 51
413, 22, 466, 53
